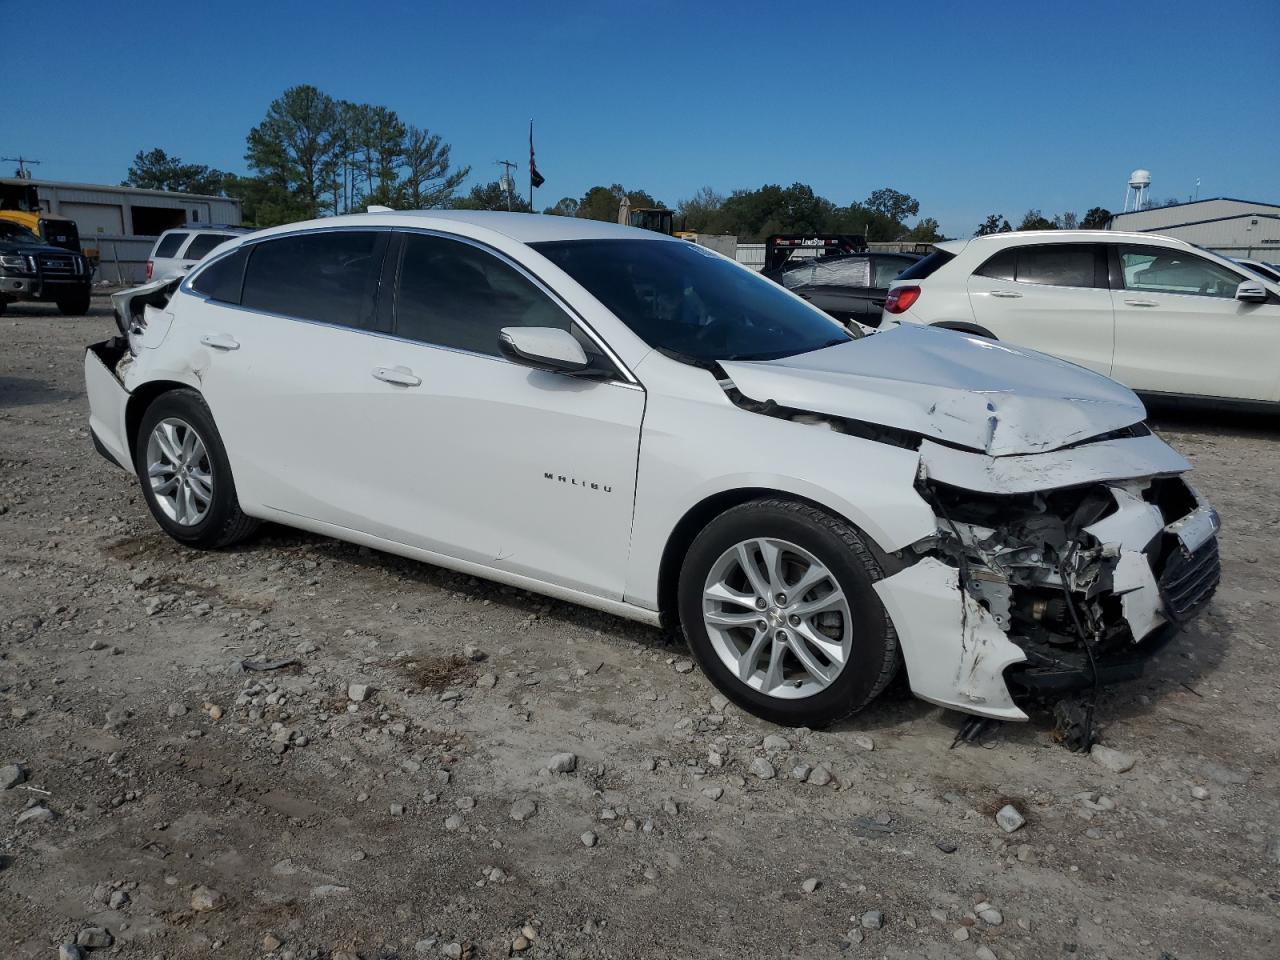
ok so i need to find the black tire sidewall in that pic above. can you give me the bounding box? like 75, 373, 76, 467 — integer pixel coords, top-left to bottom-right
678, 501, 894, 726
57, 292, 91, 315
134, 390, 239, 547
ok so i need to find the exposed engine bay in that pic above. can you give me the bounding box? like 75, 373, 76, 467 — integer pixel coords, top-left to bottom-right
916, 475, 1219, 690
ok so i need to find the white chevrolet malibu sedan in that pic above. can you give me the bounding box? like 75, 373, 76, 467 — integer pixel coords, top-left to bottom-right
85, 211, 1220, 728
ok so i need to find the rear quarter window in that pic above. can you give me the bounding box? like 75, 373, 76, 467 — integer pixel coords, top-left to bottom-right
190, 247, 249, 304
896, 249, 955, 281
153, 232, 188, 259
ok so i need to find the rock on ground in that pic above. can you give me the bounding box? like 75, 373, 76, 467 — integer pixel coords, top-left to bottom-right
1091, 744, 1136, 773
190, 885, 225, 912
995, 804, 1026, 833
547, 752, 578, 773
1, 763, 27, 789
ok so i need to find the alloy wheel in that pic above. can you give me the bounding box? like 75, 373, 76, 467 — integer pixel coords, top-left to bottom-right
702, 537, 853, 699
145, 417, 213, 526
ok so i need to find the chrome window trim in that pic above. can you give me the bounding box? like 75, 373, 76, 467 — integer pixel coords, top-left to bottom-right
180, 223, 642, 390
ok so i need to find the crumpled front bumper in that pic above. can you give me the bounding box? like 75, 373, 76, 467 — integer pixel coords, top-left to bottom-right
874, 434, 1220, 721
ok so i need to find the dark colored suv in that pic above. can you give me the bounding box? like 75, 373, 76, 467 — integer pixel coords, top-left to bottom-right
0, 220, 92, 315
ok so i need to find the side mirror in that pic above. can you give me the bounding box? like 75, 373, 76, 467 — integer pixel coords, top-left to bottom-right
498, 326, 589, 373
1236, 280, 1269, 303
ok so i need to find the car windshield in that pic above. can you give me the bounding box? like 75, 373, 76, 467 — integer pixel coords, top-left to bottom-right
0, 221, 43, 245
532, 239, 853, 364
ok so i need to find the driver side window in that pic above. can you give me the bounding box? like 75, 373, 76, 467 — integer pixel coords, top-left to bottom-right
393, 233, 614, 374
394, 233, 574, 356
1119, 245, 1242, 299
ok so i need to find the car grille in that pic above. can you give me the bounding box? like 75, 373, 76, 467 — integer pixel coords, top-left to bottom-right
38, 253, 81, 277
1158, 538, 1220, 622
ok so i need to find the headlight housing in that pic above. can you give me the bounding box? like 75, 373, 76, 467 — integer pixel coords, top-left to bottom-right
0, 254, 34, 273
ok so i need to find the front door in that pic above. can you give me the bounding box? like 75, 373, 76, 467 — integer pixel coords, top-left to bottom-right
346, 232, 646, 600
966, 242, 1115, 375
1110, 244, 1280, 402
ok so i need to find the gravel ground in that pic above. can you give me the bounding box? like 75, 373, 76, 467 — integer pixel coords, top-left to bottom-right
2, 294, 1278, 960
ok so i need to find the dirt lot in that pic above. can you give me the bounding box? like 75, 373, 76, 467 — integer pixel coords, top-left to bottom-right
2, 293, 1278, 960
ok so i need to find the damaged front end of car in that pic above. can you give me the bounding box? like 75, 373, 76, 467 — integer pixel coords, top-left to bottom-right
887, 467, 1220, 722
718, 325, 1222, 726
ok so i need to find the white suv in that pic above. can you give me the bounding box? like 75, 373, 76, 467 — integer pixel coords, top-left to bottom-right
84, 212, 1219, 730
146, 226, 252, 281
883, 230, 1280, 406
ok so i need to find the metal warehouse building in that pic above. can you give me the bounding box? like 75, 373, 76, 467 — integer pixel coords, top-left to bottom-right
0, 177, 242, 282
1110, 198, 1280, 262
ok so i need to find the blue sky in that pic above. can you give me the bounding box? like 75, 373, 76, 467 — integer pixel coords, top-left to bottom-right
11, 0, 1278, 237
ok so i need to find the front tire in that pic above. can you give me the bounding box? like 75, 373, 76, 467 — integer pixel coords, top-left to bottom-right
134, 389, 258, 548
56, 290, 92, 315
677, 498, 899, 727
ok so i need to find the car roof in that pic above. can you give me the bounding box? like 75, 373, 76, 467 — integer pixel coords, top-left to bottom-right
938, 229, 1199, 255
241, 210, 681, 246
160, 225, 252, 235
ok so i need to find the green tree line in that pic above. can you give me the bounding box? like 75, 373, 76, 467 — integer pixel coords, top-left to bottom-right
975, 207, 1112, 236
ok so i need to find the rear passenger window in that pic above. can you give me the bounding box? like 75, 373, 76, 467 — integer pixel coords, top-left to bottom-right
154, 233, 188, 258
974, 249, 1016, 281
394, 234, 572, 356
1016, 245, 1095, 287
241, 231, 386, 329
183, 233, 233, 261
190, 247, 249, 303
975, 245, 1096, 287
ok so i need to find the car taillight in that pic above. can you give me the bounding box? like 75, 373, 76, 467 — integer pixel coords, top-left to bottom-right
145, 261, 153, 280
884, 285, 921, 314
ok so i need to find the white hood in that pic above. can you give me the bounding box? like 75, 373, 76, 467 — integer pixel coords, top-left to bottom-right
720, 325, 1147, 456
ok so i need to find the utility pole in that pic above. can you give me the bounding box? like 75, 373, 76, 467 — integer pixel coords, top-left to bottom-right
2, 156, 41, 179
495, 160, 517, 211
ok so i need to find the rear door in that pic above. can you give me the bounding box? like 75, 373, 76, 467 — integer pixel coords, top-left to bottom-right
965, 242, 1114, 375
187, 229, 393, 522
1110, 244, 1280, 401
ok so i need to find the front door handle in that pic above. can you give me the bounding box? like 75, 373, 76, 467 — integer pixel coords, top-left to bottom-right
200, 333, 240, 351
1123, 298, 1159, 307
988, 290, 1022, 299
373, 365, 422, 387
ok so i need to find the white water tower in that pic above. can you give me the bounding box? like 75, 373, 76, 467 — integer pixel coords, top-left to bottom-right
1124, 169, 1151, 212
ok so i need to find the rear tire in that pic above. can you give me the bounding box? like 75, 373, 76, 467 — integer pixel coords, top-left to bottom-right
56, 291, 91, 315
677, 498, 899, 727
134, 389, 258, 549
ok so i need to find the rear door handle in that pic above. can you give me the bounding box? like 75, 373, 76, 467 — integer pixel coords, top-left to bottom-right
200, 333, 240, 351
1123, 298, 1159, 307
373, 365, 421, 387
988, 290, 1022, 299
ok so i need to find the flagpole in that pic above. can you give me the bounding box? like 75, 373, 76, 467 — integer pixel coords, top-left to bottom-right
528, 119, 534, 210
